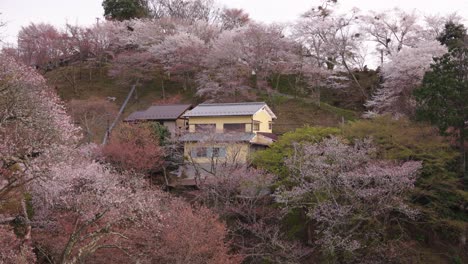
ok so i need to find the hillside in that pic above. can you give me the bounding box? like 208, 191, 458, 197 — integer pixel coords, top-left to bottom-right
45, 62, 363, 138
3, 1, 468, 262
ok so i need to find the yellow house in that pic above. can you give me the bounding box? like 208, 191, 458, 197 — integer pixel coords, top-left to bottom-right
179, 102, 277, 168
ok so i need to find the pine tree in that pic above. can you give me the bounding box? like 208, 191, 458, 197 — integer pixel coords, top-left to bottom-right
414, 22, 468, 179
102, 0, 149, 21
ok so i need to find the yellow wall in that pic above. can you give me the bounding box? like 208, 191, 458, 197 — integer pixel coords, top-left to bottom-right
188, 116, 253, 133
183, 106, 275, 165
184, 142, 251, 164
188, 112, 273, 134
252, 108, 273, 133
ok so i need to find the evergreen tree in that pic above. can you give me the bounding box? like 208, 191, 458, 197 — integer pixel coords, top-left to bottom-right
414, 22, 468, 179
102, 0, 149, 21
437, 21, 468, 51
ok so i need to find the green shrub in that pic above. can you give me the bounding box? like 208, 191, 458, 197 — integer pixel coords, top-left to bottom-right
253, 126, 340, 180
148, 121, 171, 145
342, 116, 467, 222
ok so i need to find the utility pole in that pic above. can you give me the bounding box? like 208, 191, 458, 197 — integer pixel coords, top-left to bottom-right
102, 81, 138, 145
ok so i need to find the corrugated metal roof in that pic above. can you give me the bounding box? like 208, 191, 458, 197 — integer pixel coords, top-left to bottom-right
125, 111, 146, 121
179, 132, 256, 142
257, 132, 278, 141
125, 104, 192, 121
183, 102, 276, 118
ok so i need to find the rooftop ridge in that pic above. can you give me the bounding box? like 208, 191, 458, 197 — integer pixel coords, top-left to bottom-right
148, 103, 192, 106
198, 102, 266, 106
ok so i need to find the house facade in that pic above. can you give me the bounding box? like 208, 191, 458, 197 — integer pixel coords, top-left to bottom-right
180, 102, 277, 167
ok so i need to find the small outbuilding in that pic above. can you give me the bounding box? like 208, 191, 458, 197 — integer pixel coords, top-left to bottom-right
125, 104, 192, 137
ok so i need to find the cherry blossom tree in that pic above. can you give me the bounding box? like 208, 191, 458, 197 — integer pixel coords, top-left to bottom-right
360, 8, 425, 66
275, 136, 422, 260
17, 23, 69, 67
197, 23, 296, 98
156, 200, 242, 264
150, 31, 208, 90
149, 0, 219, 23
294, 3, 366, 96
365, 40, 447, 117
88, 21, 118, 62
0, 52, 235, 264
273, 44, 329, 99
219, 8, 250, 30
30, 154, 161, 263
0, 53, 79, 262
65, 24, 94, 60
0, 53, 79, 203
102, 18, 176, 50
99, 123, 164, 173
422, 13, 463, 41
176, 19, 221, 43
0, 13, 5, 35
0, 226, 36, 263
109, 50, 161, 84
197, 166, 309, 263
27, 141, 237, 263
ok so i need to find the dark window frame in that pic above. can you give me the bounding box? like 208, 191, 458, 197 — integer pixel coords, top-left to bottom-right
194, 124, 216, 133
191, 147, 208, 158
191, 147, 226, 158
253, 121, 260, 131
212, 147, 226, 158
223, 123, 246, 132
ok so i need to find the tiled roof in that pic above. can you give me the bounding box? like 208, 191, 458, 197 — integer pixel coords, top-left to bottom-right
179, 132, 256, 142
125, 104, 192, 121
125, 111, 146, 121
256, 132, 278, 141
183, 102, 277, 118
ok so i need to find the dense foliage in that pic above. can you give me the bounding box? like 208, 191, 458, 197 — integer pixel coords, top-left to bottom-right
99, 123, 165, 173
102, 0, 150, 21
0, 53, 237, 264
343, 117, 467, 227
414, 24, 468, 178
275, 136, 422, 262
253, 126, 340, 179
2, 1, 468, 263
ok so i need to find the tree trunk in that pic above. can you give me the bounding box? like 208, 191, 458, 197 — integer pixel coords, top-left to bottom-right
21, 199, 31, 242
341, 54, 367, 99
89, 65, 92, 82
162, 167, 169, 187
326, 56, 335, 70
460, 125, 466, 182
79, 62, 82, 80
275, 74, 281, 90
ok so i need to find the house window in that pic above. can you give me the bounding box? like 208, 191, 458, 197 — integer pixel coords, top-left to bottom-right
212, 147, 226, 158
191, 147, 226, 158
268, 122, 272, 130
223, 123, 245, 132
253, 121, 260, 131
191, 147, 208, 158
195, 124, 216, 133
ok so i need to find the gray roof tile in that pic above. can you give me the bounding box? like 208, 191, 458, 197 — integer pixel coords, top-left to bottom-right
125, 104, 192, 121
179, 132, 256, 142
183, 102, 276, 118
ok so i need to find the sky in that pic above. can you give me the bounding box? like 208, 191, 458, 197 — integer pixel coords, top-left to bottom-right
1, 0, 468, 44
